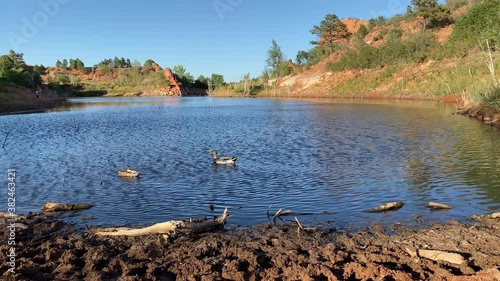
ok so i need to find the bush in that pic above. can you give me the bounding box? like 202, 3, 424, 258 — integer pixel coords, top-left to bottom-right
387, 28, 403, 43
329, 31, 437, 72
448, 0, 500, 52
445, 0, 468, 10
356, 25, 369, 39
469, 84, 500, 109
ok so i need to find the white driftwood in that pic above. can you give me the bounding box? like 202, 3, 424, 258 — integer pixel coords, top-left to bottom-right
418, 249, 465, 265
366, 202, 404, 213
41, 202, 93, 212
96, 208, 229, 238
0, 211, 25, 220
425, 202, 453, 209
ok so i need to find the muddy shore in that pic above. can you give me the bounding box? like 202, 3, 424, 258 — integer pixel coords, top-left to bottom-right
1, 213, 499, 281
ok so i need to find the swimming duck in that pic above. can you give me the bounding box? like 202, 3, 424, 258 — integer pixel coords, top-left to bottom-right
209, 150, 237, 165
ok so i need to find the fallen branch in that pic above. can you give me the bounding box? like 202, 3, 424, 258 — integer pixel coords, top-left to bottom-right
96, 207, 229, 238
0, 211, 25, 220
366, 202, 404, 213
418, 249, 465, 265
425, 202, 453, 210
41, 202, 94, 212
2, 131, 10, 149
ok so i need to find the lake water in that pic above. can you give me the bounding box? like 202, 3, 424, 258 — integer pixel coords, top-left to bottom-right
1, 97, 499, 229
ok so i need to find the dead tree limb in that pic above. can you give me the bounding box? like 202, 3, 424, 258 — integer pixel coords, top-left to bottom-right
96, 208, 229, 238
41, 202, 94, 212
425, 202, 453, 210
2, 131, 10, 149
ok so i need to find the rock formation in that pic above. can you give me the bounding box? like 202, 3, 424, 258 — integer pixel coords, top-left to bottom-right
163, 67, 187, 96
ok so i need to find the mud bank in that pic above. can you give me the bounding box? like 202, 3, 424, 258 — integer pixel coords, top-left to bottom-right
456, 103, 500, 128
1, 215, 499, 280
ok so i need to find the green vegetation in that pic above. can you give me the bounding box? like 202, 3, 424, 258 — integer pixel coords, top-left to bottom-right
410, 0, 452, 29
96, 57, 133, 69
329, 31, 437, 71
447, 0, 500, 53
0, 50, 42, 87
173, 65, 195, 87
310, 14, 350, 55
265, 40, 293, 78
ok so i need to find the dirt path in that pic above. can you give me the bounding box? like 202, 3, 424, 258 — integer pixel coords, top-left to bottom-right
1, 215, 499, 280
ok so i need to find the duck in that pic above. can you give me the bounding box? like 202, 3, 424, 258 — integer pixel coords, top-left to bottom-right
209, 150, 237, 165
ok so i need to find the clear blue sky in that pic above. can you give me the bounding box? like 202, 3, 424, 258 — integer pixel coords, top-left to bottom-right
0, 0, 415, 82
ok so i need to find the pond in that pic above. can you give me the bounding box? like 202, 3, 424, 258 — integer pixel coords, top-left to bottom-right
1, 97, 499, 228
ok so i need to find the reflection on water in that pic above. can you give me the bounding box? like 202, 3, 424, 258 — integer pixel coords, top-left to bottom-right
0, 97, 499, 228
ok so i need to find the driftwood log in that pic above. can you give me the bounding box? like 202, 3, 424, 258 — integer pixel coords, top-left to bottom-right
366, 202, 405, 213
41, 202, 94, 212
96, 208, 229, 238
425, 202, 453, 210
405, 247, 465, 265
0, 211, 26, 220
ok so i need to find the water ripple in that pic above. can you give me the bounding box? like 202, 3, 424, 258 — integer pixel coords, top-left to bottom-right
0, 98, 499, 227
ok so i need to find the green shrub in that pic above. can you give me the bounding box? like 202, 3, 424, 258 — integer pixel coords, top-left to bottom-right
447, 0, 500, 52
329, 31, 437, 72
445, 0, 468, 10
356, 25, 369, 39
387, 28, 403, 43
469, 84, 500, 109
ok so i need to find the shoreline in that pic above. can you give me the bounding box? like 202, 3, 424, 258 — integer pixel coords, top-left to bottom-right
1, 212, 498, 280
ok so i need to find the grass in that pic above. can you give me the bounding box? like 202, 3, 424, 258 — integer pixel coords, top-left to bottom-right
469, 84, 500, 109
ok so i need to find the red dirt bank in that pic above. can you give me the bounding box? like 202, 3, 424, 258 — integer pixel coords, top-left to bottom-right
0, 85, 66, 115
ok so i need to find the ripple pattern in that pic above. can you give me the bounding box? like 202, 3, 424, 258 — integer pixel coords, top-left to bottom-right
0, 97, 498, 227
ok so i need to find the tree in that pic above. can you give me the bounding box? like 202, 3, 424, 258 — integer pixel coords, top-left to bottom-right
7, 50, 26, 69
113, 57, 121, 68
296, 50, 311, 66
31, 64, 46, 85
173, 65, 194, 87
411, 0, 451, 30
69, 59, 76, 69
0, 51, 31, 86
143, 59, 155, 71
265, 40, 292, 78
74, 58, 85, 73
55, 59, 63, 68
126, 58, 132, 68
61, 59, 68, 69
194, 75, 208, 89
310, 14, 350, 55
242, 73, 251, 96
210, 73, 224, 89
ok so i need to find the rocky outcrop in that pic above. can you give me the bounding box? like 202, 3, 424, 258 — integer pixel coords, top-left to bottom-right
163, 67, 187, 96
341, 18, 368, 34
151, 62, 162, 73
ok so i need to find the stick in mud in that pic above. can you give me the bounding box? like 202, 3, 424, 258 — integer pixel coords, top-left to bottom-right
2, 131, 10, 149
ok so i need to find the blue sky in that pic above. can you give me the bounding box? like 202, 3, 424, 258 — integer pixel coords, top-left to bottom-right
0, 0, 415, 82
